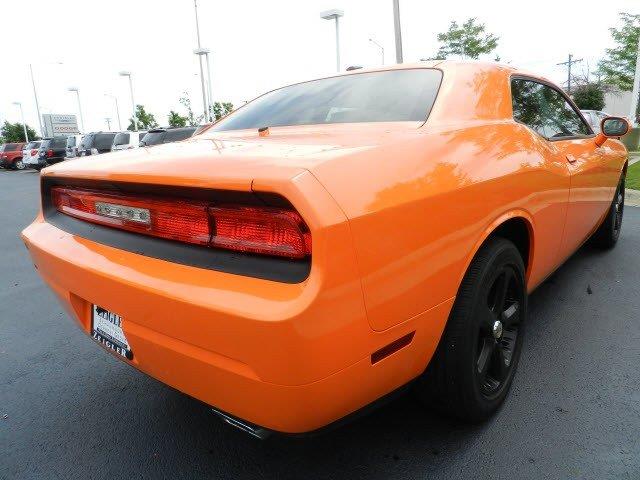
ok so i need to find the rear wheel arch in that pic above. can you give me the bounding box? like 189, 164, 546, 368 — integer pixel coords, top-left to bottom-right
461, 213, 534, 289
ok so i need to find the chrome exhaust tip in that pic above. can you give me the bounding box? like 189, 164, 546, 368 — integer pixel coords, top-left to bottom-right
211, 408, 271, 439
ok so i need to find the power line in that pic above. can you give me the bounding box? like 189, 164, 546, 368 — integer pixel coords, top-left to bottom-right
556, 54, 583, 94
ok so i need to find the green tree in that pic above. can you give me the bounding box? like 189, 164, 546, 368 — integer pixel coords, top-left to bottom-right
168, 110, 188, 127
210, 101, 234, 121
179, 93, 199, 126
433, 18, 499, 60
127, 105, 158, 131
597, 13, 640, 91
1, 121, 39, 142
572, 83, 606, 111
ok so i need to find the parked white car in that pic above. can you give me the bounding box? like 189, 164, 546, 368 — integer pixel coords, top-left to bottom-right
580, 110, 611, 133
111, 131, 146, 151
22, 141, 42, 169
65, 134, 84, 159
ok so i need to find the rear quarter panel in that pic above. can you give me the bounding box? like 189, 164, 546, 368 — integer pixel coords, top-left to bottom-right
311, 122, 571, 331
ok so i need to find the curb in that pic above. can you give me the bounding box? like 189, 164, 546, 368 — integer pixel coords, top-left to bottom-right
626, 189, 640, 207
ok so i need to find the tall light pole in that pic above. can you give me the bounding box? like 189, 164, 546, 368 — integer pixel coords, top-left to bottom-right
105, 94, 122, 131
28, 62, 63, 136
67, 87, 84, 133
392, 0, 403, 63
193, 0, 209, 121
369, 38, 385, 65
12, 102, 29, 142
119, 71, 137, 131
194, 48, 213, 122
320, 9, 344, 72
105, 118, 112, 131
29, 64, 43, 136
629, 34, 640, 127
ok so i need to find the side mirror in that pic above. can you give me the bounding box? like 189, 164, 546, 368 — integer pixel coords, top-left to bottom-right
595, 116, 630, 147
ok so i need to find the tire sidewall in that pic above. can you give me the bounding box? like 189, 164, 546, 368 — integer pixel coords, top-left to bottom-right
458, 240, 527, 417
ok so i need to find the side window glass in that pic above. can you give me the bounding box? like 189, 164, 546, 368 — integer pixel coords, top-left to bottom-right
511, 79, 591, 139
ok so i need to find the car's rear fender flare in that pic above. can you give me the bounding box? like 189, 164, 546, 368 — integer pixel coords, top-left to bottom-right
457, 210, 535, 293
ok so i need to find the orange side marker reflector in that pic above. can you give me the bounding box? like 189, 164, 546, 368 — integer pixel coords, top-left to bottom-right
371, 332, 415, 364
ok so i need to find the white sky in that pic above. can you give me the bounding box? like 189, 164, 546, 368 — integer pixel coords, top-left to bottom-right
1, 0, 638, 135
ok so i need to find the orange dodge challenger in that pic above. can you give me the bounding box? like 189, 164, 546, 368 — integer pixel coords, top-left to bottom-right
22, 62, 629, 437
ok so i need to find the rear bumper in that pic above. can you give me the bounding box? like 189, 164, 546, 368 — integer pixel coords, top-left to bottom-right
21, 174, 452, 433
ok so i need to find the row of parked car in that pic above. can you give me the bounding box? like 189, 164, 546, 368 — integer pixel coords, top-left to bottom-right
0, 126, 200, 171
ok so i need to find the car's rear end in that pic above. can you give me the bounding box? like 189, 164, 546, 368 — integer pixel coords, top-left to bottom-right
66, 135, 82, 159
35, 137, 67, 168
21, 65, 451, 435
1, 143, 26, 169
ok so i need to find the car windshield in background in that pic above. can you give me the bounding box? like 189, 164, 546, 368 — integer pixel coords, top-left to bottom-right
212, 69, 443, 132
165, 127, 196, 142
113, 132, 130, 146
142, 131, 165, 146
66, 137, 77, 147
95, 133, 116, 150
79, 135, 94, 149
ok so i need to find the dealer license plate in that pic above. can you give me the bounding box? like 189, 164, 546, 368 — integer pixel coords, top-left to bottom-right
91, 305, 133, 360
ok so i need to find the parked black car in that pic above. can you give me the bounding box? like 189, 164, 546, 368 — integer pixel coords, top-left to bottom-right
78, 132, 117, 157
33, 137, 68, 170
139, 127, 197, 147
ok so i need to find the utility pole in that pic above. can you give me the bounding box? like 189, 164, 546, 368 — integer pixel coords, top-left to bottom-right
392, 0, 403, 63
105, 118, 111, 130
557, 54, 582, 94
29, 64, 43, 136
628, 34, 640, 127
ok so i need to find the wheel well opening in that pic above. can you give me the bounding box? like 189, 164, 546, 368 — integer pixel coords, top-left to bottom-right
489, 218, 531, 272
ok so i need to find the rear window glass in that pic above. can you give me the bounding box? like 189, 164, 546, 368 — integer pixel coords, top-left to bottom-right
212, 69, 443, 132
4, 144, 20, 152
66, 136, 77, 147
51, 137, 67, 148
165, 128, 196, 142
113, 132, 130, 146
40, 140, 51, 149
142, 131, 165, 146
93, 133, 116, 150
25, 141, 41, 149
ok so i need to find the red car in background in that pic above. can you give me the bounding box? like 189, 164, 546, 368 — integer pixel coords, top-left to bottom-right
0, 142, 27, 170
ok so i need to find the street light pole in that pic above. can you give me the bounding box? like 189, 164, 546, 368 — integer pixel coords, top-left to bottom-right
29, 64, 43, 135
320, 9, 344, 72
193, 0, 209, 121
392, 0, 403, 63
369, 38, 385, 65
12, 102, 29, 142
119, 72, 137, 131
629, 34, 640, 127
194, 48, 213, 122
105, 94, 122, 131
67, 88, 84, 133
105, 118, 111, 131
205, 51, 214, 122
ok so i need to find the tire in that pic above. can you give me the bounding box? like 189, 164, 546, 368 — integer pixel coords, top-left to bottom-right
415, 237, 527, 422
591, 175, 625, 249
14, 159, 24, 170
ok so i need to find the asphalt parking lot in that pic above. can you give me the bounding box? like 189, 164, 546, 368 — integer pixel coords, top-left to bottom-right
1, 169, 639, 480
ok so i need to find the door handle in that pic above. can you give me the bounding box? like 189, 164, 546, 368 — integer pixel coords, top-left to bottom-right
566, 154, 577, 163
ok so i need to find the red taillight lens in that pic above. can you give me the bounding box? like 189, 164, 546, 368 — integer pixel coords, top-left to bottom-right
209, 206, 311, 258
31, 149, 37, 156
47, 149, 54, 158
51, 187, 311, 258
51, 187, 210, 245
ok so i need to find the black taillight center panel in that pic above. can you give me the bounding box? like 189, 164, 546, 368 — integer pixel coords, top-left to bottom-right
41, 176, 311, 284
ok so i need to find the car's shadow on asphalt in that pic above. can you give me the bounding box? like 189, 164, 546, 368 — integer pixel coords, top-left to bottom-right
70, 240, 618, 479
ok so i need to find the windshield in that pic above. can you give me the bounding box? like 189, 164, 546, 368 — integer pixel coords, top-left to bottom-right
142, 131, 166, 146
212, 69, 442, 132
113, 132, 130, 146
66, 136, 77, 147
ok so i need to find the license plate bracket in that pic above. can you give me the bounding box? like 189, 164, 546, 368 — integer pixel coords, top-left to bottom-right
91, 305, 133, 360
